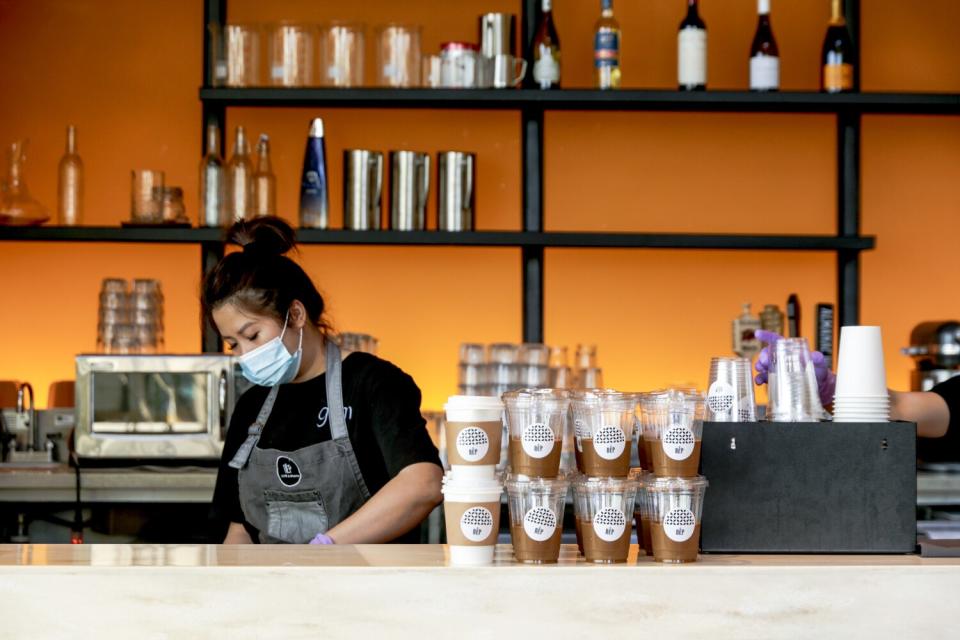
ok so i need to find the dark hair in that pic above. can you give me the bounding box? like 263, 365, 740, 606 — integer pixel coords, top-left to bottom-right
202, 217, 331, 334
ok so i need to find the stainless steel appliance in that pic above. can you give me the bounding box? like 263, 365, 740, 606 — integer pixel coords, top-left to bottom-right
389, 151, 429, 231
437, 151, 475, 231
75, 355, 240, 463
902, 321, 960, 391
343, 149, 383, 230
478, 13, 516, 58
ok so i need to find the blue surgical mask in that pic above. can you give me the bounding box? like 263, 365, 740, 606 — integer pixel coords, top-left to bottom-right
238, 315, 303, 387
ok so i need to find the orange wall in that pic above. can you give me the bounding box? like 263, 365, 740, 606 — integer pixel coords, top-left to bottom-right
1, 0, 959, 411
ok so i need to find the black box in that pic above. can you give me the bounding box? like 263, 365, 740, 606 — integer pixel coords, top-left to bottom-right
700, 421, 917, 554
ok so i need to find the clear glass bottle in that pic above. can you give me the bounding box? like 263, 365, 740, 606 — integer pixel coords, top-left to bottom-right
226, 126, 254, 222
733, 303, 762, 359
2, 140, 48, 224
199, 124, 226, 227
252, 134, 276, 217
57, 125, 83, 225
532, 0, 561, 89
594, 0, 621, 89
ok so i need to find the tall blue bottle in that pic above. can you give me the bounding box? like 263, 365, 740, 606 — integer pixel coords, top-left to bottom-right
299, 117, 329, 228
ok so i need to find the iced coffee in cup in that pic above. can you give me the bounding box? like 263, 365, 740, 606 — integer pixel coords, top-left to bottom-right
442, 473, 503, 565
572, 475, 638, 564
571, 390, 636, 477
646, 475, 708, 564
505, 474, 569, 564
503, 389, 568, 477
629, 468, 650, 556
444, 395, 504, 481
640, 389, 705, 477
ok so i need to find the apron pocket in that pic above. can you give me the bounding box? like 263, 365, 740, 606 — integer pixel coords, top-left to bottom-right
264, 489, 329, 544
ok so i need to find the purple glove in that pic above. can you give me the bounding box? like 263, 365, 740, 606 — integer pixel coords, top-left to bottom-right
308, 533, 334, 545
754, 330, 837, 407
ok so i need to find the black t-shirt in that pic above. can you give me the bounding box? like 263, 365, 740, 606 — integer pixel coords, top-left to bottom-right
925, 376, 960, 462
211, 352, 441, 542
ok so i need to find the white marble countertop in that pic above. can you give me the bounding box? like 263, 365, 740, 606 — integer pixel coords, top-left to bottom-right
1, 544, 958, 639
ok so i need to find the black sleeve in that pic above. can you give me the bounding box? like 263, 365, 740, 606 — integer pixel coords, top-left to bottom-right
364, 357, 442, 478
925, 377, 960, 461
210, 388, 264, 526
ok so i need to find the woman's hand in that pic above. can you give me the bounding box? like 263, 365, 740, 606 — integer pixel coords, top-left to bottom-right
323, 462, 443, 544
223, 521, 253, 544
754, 330, 837, 406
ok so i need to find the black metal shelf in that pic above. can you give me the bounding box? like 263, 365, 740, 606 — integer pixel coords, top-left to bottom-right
0, 226, 875, 251
200, 87, 960, 115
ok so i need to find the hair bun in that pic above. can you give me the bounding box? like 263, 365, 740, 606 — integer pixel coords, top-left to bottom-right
228, 217, 296, 257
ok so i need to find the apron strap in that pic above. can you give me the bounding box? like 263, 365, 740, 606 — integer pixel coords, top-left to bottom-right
325, 340, 349, 441
228, 385, 280, 470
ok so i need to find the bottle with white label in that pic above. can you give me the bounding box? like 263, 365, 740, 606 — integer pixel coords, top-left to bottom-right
677, 0, 707, 91
532, 0, 561, 89
750, 0, 780, 92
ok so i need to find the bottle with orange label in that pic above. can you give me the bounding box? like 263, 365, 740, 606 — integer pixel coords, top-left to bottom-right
821, 0, 855, 93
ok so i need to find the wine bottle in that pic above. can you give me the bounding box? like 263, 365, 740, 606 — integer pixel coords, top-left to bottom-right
226, 125, 253, 222
532, 0, 561, 89
750, 0, 779, 92
199, 123, 226, 227
821, 0, 855, 93
678, 0, 707, 91
57, 125, 83, 226
252, 134, 276, 218
594, 0, 621, 90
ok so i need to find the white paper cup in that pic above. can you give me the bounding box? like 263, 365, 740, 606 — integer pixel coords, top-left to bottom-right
835, 326, 888, 397
444, 395, 504, 478
442, 475, 503, 566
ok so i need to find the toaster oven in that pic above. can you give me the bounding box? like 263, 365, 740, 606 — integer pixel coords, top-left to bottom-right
75, 355, 245, 464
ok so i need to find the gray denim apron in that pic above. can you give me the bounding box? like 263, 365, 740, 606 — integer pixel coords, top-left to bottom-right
229, 340, 372, 543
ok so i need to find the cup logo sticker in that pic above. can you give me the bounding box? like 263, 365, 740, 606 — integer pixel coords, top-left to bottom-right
663, 508, 696, 543
574, 419, 586, 453
707, 381, 735, 415
662, 425, 695, 461
593, 507, 626, 542
593, 425, 626, 460
522, 423, 555, 459
523, 506, 557, 542
455, 426, 489, 462
737, 397, 755, 422
460, 506, 494, 542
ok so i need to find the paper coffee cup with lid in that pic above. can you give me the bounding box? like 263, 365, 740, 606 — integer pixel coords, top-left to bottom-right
444, 395, 504, 481
442, 472, 503, 565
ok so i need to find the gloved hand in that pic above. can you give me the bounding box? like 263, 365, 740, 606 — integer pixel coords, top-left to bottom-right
754, 330, 837, 407
309, 533, 334, 545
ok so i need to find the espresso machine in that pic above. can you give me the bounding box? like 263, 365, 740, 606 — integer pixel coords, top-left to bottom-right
901, 321, 960, 392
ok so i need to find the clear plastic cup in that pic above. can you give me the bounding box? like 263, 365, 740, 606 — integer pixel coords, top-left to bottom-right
570, 390, 636, 478
442, 473, 503, 566
502, 389, 569, 477
645, 476, 708, 564
629, 467, 652, 556
640, 389, 705, 477
769, 338, 825, 422
706, 357, 757, 422
572, 475, 638, 564
443, 395, 504, 481
505, 474, 569, 564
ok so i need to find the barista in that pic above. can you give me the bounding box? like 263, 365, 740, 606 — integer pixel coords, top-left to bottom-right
755, 330, 958, 456
206, 217, 443, 544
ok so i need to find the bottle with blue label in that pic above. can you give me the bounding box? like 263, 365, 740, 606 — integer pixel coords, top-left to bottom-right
594, 0, 621, 89
298, 118, 329, 229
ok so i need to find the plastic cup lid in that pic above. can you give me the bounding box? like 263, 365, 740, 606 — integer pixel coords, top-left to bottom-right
645, 475, 708, 492
571, 475, 639, 491
504, 473, 569, 493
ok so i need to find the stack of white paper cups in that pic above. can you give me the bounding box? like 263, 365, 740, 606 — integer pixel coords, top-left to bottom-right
833, 326, 891, 423
442, 395, 505, 565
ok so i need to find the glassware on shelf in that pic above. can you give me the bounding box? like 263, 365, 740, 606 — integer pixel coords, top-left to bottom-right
58, 125, 83, 226
270, 22, 316, 87
0, 139, 49, 226
130, 170, 165, 223
376, 24, 421, 87
225, 24, 263, 87
320, 22, 365, 87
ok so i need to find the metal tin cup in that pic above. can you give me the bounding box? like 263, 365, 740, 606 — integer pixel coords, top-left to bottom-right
502, 389, 568, 477
437, 151, 476, 231
572, 475, 639, 564
640, 389, 705, 478
505, 474, 569, 564
478, 13, 516, 58
645, 476, 708, 564
570, 390, 637, 478
343, 149, 383, 230
389, 151, 430, 231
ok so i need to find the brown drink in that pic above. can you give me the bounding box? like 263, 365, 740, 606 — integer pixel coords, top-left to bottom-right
510, 524, 562, 564
509, 436, 562, 476
641, 516, 653, 554
579, 437, 632, 477
651, 523, 700, 563
579, 515, 632, 564
648, 437, 701, 477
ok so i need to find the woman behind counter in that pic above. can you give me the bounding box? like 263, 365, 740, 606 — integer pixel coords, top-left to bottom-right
205, 217, 442, 544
